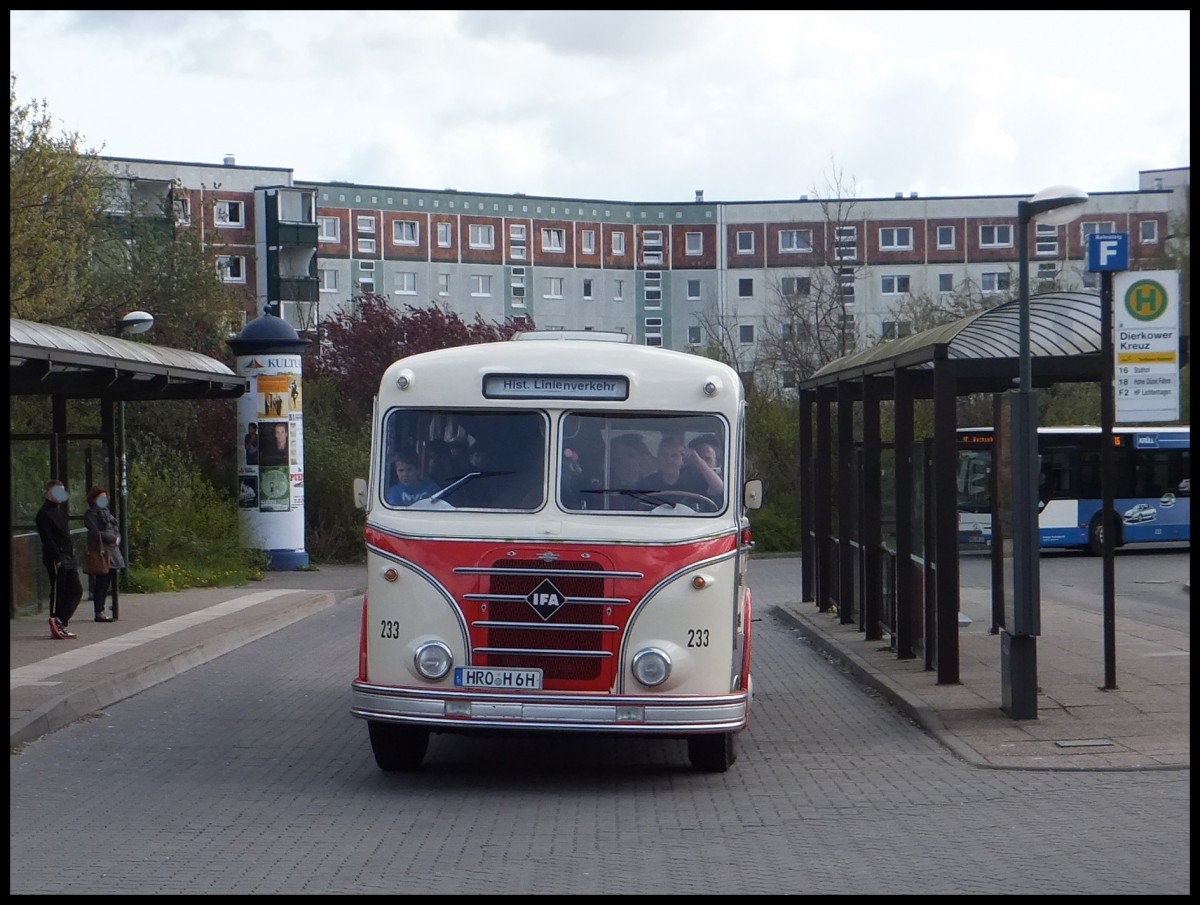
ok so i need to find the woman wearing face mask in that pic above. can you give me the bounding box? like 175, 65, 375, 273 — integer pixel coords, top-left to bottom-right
35, 479, 82, 639
84, 485, 125, 622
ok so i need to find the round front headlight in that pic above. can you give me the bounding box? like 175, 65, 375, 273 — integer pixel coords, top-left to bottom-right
631, 647, 672, 687
413, 641, 453, 680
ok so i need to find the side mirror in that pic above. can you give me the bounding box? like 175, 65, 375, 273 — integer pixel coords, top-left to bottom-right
744, 479, 764, 510
353, 477, 367, 510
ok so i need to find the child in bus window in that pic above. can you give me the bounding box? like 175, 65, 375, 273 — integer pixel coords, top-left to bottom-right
386, 446, 439, 506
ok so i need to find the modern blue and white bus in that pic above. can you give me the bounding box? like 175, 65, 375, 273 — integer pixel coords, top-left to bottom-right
957, 425, 1190, 554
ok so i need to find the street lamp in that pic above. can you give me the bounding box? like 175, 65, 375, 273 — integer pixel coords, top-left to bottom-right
1006, 185, 1087, 719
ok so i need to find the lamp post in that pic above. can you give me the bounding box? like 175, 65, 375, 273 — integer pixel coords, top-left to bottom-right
1005, 186, 1087, 719
114, 311, 155, 578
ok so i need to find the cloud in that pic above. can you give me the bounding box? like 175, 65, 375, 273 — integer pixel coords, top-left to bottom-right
9, 10, 1190, 202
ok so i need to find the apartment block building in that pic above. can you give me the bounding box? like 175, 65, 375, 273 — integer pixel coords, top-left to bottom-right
102, 155, 1186, 381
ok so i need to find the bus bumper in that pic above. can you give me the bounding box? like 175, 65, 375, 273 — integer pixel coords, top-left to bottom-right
351, 681, 749, 734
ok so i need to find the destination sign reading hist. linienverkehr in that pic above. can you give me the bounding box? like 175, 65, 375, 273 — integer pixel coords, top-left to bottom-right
483, 374, 630, 401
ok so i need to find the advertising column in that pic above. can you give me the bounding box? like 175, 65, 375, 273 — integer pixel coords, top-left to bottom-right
227, 316, 311, 570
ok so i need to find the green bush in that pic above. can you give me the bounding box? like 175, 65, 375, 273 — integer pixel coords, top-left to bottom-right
301, 376, 370, 563
124, 437, 265, 591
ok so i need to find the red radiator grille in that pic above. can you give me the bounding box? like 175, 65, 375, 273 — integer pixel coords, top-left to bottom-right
479, 559, 610, 683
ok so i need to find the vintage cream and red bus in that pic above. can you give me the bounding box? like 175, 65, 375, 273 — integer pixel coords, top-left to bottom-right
351, 331, 762, 772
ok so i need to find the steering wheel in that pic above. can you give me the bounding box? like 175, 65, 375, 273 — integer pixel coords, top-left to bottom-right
644, 490, 719, 512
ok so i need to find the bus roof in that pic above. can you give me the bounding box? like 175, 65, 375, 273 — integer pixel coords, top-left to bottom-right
378, 339, 745, 413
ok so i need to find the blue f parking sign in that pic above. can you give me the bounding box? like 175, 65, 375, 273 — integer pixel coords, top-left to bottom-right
1087, 232, 1129, 272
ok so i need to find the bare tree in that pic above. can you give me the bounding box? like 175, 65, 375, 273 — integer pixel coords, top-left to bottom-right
729, 160, 866, 396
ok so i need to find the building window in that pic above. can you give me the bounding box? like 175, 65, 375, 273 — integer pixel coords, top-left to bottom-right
393, 220, 418, 245
1036, 262, 1058, 289
471, 274, 492, 296
581, 229, 596, 255
318, 216, 340, 242
782, 276, 811, 297
738, 277, 753, 298
614, 279, 624, 301
216, 255, 245, 283
979, 224, 1013, 248
685, 231, 703, 255
510, 223, 526, 242
357, 237, 376, 254
173, 197, 191, 225
395, 271, 417, 295
881, 274, 911, 295
359, 260, 375, 273
1035, 223, 1058, 256
356, 215, 376, 234
879, 227, 912, 250
779, 229, 813, 253
1082, 271, 1100, 290
511, 268, 525, 304
545, 276, 564, 298
834, 245, 857, 261
687, 325, 702, 345
738, 324, 755, 344
1139, 220, 1159, 244
319, 268, 337, 292
214, 200, 244, 227
736, 231, 755, 254
882, 320, 912, 340
687, 279, 701, 300
645, 271, 662, 308
936, 225, 955, 249
582, 277, 593, 299
437, 221, 453, 248
835, 225, 857, 243
783, 371, 798, 390
643, 230, 663, 248
611, 232, 626, 255
469, 224, 494, 249
541, 228, 565, 253
438, 272, 450, 296
645, 316, 663, 347
938, 273, 954, 293
981, 271, 1011, 293
358, 278, 375, 294
838, 266, 855, 298
1081, 221, 1116, 242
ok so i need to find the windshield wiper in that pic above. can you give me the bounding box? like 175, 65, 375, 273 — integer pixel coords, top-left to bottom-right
579, 487, 664, 508
429, 470, 513, 502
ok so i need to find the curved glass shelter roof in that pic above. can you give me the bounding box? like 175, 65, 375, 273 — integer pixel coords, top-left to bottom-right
10, 318, 247, 400
804, 291, 1103, 392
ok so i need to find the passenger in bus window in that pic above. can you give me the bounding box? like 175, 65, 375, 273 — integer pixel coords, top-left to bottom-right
386, 446, 440, 506
688, 434, 722, 476
638, 433, 723, 500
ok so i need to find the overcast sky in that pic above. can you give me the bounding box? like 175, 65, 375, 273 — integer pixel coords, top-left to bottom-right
10, 10, 1190, 203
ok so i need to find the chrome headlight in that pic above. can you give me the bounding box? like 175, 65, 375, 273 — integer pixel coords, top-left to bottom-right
413, 641, 453, 680
631, 647, 672, 687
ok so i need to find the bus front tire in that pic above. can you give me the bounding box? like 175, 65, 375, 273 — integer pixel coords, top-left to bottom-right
368, 721, 430, 771
687, 732, 737, 773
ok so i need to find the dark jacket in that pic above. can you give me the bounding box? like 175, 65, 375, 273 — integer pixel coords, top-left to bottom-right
85, 503, 126, 570
35, 499, 76, 568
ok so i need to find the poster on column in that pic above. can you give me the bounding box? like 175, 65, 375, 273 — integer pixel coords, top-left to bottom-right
235, 352, 306, 553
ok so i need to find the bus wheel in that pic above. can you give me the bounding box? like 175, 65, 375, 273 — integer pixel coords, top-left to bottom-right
1087, 514, 1105, 556
1087, 513, 1122, 557
368, 721, 430, 771
687, 732, 737, 773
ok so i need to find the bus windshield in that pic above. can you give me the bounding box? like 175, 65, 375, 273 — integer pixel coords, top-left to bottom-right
380, 408, 727, 515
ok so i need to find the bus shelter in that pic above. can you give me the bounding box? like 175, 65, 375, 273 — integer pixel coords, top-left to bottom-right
9, 318, 248, 617
796, 291, 1103, 683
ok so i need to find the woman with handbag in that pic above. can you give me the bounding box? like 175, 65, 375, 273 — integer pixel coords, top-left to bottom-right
84, 485, 124, 623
